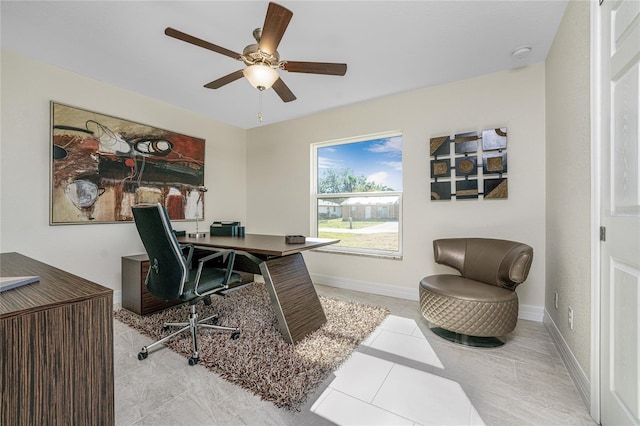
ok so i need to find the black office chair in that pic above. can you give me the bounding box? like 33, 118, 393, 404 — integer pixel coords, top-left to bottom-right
131, 203, 241, 366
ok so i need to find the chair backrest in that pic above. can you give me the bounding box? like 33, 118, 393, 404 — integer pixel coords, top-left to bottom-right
131, 203, 187, 300
433, 238, 533, 290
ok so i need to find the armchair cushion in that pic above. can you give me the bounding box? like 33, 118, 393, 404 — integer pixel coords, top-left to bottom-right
422, 275, 517, 303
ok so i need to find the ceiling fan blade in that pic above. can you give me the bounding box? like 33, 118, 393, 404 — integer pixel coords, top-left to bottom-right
283, 61, 347, 76
272, 78, 297, 102
204, 70, 245, 89
258, 2, 293, 55
165, 27, 241, 60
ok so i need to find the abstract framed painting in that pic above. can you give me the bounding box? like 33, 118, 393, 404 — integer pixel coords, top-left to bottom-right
50, 102, 206, 224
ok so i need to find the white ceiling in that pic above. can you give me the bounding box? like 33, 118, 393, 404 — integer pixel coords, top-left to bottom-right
1, 1, 568, 129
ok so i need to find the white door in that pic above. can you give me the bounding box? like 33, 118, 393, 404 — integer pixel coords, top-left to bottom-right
599, 0, 640, 424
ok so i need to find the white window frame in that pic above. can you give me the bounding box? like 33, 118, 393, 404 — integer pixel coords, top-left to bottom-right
311, 131, 403, 259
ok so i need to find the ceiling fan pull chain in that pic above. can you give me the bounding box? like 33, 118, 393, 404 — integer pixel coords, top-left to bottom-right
258, 91, 264, 123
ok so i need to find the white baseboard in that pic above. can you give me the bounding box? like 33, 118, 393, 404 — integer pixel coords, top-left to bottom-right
519, 303, 544, 322
311, 273, 420, 301
544, 309, 590, 408
311, 273, 544, 322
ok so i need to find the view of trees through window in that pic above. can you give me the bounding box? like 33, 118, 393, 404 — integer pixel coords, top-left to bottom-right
313, 132, 402, 256
318, 168, 395, 193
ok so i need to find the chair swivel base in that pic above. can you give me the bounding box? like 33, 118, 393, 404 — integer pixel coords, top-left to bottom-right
138, 309, 240, 365
429, 326, 505, 348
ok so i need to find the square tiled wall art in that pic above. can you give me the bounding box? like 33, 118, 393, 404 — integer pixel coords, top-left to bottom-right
429, 128, 508, 200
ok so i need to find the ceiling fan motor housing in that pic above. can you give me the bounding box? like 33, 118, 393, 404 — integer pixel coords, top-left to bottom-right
242, 42, 281, 68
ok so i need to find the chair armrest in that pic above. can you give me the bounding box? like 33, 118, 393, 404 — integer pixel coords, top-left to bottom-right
433, 239, 466, 273
193, 249, 237, 295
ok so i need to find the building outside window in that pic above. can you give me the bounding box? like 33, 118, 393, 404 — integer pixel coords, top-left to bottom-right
311, 131, 402, 258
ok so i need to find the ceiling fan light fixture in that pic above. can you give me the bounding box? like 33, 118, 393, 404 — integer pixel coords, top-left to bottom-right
243, 64, 279, 90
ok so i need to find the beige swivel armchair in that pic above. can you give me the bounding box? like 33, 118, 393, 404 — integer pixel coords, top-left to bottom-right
419, 238, 533, 347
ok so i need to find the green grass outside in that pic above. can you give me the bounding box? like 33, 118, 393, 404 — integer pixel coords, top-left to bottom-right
318, 231, 398, 251
317, 218, 386, 230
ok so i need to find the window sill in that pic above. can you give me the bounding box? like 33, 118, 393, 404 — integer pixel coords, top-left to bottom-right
311, 247, 402, 260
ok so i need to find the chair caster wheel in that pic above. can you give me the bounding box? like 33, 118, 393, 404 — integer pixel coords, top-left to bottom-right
188, 357, 199, 366
162, 325, 170, 332
211, 317, 219, 325
138, 351, 148, 361
231, 331, 240, 340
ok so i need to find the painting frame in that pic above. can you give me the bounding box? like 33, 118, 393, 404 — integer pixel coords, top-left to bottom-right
50, 102, 206, 225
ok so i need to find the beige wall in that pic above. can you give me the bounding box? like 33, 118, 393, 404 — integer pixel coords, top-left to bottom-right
246, 64, 547, 314
3, 31, 585, 326
0, 51, 247, 301
544, 0, 592, 377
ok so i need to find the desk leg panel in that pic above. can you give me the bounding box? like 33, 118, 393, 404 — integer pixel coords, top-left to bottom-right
260, 253, 327, 344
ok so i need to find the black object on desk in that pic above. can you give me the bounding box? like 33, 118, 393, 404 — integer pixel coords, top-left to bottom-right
210, 221, 241, 236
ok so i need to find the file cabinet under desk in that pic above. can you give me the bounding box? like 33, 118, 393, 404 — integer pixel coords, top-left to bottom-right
121, 254, 183, 315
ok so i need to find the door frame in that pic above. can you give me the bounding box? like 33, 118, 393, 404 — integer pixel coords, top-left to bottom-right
589, 0, 601, 422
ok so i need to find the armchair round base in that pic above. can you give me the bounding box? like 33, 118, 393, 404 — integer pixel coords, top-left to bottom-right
429, 326, 506, 348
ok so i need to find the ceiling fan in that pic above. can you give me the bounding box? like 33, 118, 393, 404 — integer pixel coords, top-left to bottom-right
164, 2, 347, 103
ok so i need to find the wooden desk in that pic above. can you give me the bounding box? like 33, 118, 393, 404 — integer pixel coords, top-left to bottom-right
1, 252, 114, 425
178, 234, 338, 343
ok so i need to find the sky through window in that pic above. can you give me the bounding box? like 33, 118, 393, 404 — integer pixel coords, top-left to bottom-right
317, 135, 403, 191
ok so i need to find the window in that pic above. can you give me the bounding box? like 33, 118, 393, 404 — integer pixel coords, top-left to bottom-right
312, 131, 402, 258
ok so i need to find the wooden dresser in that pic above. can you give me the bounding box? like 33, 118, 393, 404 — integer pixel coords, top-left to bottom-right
0, 252, 114, 426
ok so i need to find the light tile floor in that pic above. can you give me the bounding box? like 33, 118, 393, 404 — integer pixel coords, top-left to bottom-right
114, 285, 596, 425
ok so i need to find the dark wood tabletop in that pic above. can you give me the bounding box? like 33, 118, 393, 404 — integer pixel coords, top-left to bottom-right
177, 233, 339, 257
1, 252, 113, 319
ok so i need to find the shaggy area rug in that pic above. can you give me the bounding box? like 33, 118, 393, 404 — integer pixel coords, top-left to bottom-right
114, 282, 389, 410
